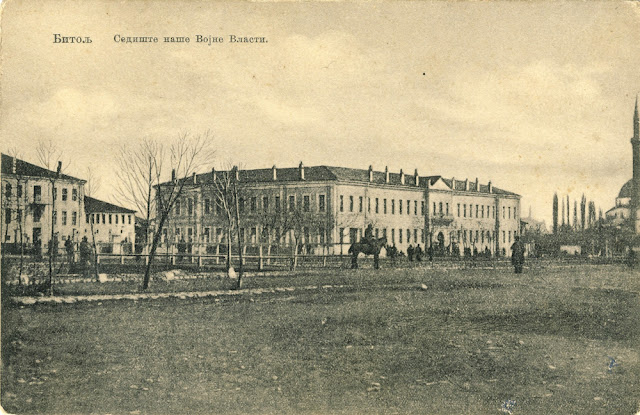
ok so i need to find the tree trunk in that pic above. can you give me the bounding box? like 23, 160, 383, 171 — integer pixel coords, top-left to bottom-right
90, 221, 100, 281
142, 214, 169, 289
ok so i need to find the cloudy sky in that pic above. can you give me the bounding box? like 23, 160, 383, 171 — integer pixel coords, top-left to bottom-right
2, 1, 640, 226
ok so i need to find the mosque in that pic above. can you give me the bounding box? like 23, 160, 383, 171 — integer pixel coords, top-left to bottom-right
606, 97, 640, 232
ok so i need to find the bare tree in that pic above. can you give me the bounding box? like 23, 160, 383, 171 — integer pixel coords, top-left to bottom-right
114, 139, 161, 253
85, 168, 101, 281
36, 140, 67, 295
142, 132, 214, 290
208, 162, 242, 284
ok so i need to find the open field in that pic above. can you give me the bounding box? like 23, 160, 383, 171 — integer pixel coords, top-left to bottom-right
2, 265, 639, 414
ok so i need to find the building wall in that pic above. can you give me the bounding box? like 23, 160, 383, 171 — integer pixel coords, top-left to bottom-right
84, 211, 135, 246
2, 175, 85, 249
158, 174, 521, 256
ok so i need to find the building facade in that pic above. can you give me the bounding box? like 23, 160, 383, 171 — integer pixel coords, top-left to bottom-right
84, 196, 136, 252
1, 153, 136, 253
160, 163, 521, 257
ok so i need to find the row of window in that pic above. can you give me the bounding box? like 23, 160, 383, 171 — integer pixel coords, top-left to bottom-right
4, 184, 80, 203
176, 194, 327, 216
452, 203, 517, 220
338, 227, 425, 245
340, 196, 424, 216
86, 213, 132, 225
454, 229, 518, 244
165, 226, 328, 244
52, 211, 78, 226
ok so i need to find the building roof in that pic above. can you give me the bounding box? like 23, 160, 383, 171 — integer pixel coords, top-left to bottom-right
1, 153, 84, 182
618, 179, 633, 198
162, 165, 520, 196
84, 196, 136, 214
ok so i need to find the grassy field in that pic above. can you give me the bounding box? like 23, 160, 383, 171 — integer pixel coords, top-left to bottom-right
2, 265, 639, 414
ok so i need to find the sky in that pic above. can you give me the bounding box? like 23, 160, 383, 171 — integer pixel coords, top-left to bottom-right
2, 1, 640, 227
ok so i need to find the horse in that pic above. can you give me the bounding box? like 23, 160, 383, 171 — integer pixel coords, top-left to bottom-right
348, 237, 387, 269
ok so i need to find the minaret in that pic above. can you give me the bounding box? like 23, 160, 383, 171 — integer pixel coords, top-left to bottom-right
631, 95, 640, 233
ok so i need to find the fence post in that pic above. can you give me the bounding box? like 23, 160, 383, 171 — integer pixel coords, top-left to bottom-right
215, 244, 220, 264
258, 245, 263, 271
120, 253, 124, 265
198, 255, 202, 268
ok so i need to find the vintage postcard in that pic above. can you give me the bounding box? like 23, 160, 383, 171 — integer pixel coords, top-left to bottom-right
1, 1, 639, 414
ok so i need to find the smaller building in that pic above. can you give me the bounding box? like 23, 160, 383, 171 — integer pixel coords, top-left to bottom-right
84, 196, 136, 253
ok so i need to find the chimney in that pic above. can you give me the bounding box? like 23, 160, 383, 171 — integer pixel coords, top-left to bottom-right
414, 169, 419, 186
385, 166, 389, 183
451, 177, 455, 190
299, 162, 305, 180
272, 165, 277, 181
464, 179, 469, 191
192, 172, 197, 185
211, 167, 216, 182
400, 169, 405, 185
488, 181, 493, 193
171, 169, 176, 182
56, 161, 62, 175
475, 177, 479, 191
12, 157, 16, 174
368, 165, 373, 182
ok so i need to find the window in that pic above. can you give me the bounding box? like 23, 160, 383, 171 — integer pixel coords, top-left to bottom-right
319, 195, 325, 212
102, 214, 106, 223
475, 230, 479, 242
251, 227, 257, 243
376, 198, 379, 214
175, 200, 181, 215
339, 228, 345, 244
109, 214, 112, 224
53, 187, 57, 201
288, 195, 295, 211
439, 202, 443, 214
508, 207, 511, 219
203, 227, 210, 243
433, 202, 436, 215
487, 205, 490, 219
481, 206, 484, 218
5, 208, 11, 224
359, 196, 363, 213
116, 215, 119, 224
17, 184, 22, 198
95, 213, 99, 224
414, 229, 418, 243
34, 185, 41, 202
275, 196, 281, 212
204, 198, 211, 214
72, 188, 78, 201
457, 204, 461, 217
415, 201, 418, 215
446, 203, 449, 216
463, 230, 467, 241
469, 205, 473, 218
86, 214, 90, 224
53, 210, 57, 225
503, 231, 506, 243
421, 229, 424, 243
5, 184, 11, 198
368, 197, 371, 213
239, 197, 245, 213
340, 195, 344, 212
493, 206, 495, 218
399, 229, 403, 244
399, 200, 402, 215
349, 196, 354, 212
128, 215, 131, 224
72, 211, 77, 225
514, 207, 517, 219
263, 196, 269, 212
407, 200, 410, 215
391, 229, 395, 244
384, 199, 387, 214
34, 206, 42, 222
122, 215, 125, 224
16, 209, 22, 223
464, 204, 467, 218
383, 228, 387, 239
62, 188, 68, 201
508, 231, 512, 243
407, 228, 411, 243
250, 197, 256, 212
392, 199, 395, 214
303, 195, 310, 212
421, 201, 425, 215
476, 205, 479, 218
503, 207, 505, 219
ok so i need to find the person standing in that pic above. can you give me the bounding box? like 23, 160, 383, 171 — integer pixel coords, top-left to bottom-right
510, 236, 525, 274
79, 236, 92, 277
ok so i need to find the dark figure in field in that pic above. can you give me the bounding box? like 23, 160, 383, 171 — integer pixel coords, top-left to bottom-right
484, 247, 491, 258
349, 236, 387, 269
415, 244, 423, 261
407, 244, 414, 261
79, 236, 92, 277
65, 237, 74, 264
626, 246, 636, 268
428, 245, 434, 262
364, 224, 374, 243
510, 236, 525, 274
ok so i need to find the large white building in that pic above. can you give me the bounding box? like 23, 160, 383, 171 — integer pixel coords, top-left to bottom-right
160, 163, 521, 257
1, 153, 136, 254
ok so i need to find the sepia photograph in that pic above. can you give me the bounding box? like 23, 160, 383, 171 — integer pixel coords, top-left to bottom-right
1, 1, 639, 414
